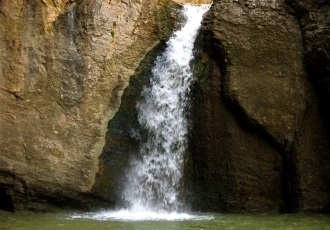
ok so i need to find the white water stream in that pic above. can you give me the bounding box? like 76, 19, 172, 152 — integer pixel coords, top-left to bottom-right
123, 4, 211, 213
72, 3, 211, 221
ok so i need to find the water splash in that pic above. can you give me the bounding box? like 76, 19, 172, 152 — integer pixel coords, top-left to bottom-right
70, 210, 213, 221
122, 4, 211, 212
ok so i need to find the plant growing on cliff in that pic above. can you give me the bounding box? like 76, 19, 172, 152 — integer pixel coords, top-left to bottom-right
110, 30, 115, 38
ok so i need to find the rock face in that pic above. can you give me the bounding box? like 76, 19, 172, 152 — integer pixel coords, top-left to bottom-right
285, 0, 330, 149
0, 0, 180, 211
191, 0, 330, 212
0, 0, 329, 213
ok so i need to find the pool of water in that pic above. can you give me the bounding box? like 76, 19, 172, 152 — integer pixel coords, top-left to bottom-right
1, 211, 330, 230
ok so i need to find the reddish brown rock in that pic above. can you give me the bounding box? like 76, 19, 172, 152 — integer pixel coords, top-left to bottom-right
0, 0, 180, 211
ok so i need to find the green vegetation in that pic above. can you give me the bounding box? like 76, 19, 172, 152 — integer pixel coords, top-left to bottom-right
75, 0, 83, 4
110, 30, 115, 38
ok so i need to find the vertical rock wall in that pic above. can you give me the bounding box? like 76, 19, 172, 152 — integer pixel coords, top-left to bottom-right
285, 0, 330, 154
0, 0, 179, 211
192, 0, 330, 212
1, 0, 329, 213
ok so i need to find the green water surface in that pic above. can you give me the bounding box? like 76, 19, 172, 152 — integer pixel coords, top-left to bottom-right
1, 212, 330, 230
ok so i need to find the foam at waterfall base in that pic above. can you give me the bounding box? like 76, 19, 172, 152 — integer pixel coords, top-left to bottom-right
70, 210, 213, 221
70, 5, 214, 223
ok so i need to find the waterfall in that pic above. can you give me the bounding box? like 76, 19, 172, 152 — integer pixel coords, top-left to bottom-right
122, 4, 211, 213
70, 4, 213, 221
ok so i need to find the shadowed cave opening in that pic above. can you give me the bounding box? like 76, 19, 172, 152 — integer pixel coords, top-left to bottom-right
0, 185, 14, 212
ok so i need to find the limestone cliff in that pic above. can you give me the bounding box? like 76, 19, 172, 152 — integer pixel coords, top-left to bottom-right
0, 0, 180, 211
191, 0, 330, 212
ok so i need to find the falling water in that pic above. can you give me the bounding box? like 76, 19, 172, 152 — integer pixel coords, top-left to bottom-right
122, 4, 211, 213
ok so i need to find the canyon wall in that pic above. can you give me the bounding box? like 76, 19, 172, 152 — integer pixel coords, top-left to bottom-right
191, 0, 330, 212
285, 0, 330, 147
0, 0, 180, 211
0, 0, 329, 213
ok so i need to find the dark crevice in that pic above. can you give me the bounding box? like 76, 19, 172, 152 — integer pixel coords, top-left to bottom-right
285, 0, 330, 145
303, 41, 330, 146
284, 0, 330, 212
0, 185, 14, 212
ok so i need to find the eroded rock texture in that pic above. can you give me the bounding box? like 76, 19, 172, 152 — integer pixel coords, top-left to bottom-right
0, 0, 329, 214
0, 0, 179, 211
191, 0, 330, 212
286, 0, 330, 148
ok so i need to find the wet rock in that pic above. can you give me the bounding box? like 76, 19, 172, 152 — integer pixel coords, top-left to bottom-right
191, 0, 330, 212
